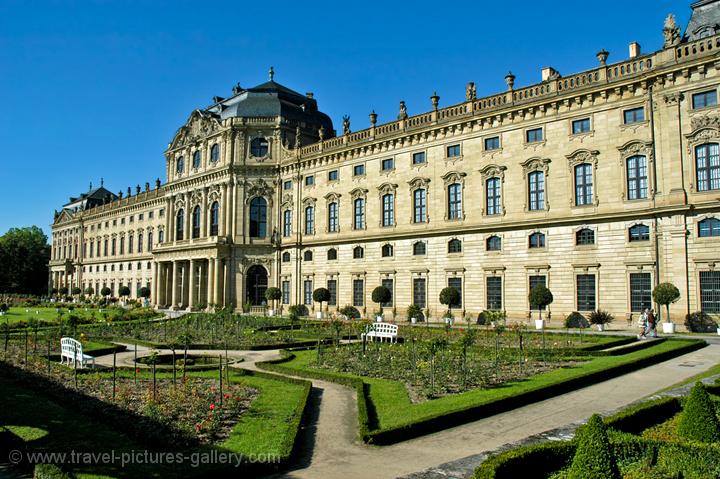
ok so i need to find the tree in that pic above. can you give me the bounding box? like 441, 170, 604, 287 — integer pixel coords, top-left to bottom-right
313, 287, 331, 313
118, 286, 131, 298
652, 282, 680, 323
84, 287, 94, 296
528, 285, 553, 322
371, 286, 391, 316
101, 287, 112, 298
59, 286, 69, 296
0, 226, 51, 295
265, 287, 282, 312
439, 287, 460, 316
71, 287, 82, 296
567, 414, 620, 479
138, 287, 151, 299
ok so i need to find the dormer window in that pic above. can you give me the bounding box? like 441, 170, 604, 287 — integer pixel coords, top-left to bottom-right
250, 137, 269, 157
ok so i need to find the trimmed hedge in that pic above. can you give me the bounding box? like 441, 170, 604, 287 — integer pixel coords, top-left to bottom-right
604, 396, 681, 434
260, 339, 706, 445
566, 414, 620, 479
677, 382, 720, 443
474, 441, 575, 479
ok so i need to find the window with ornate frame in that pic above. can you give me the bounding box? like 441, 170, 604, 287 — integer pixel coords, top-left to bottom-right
408, 177, 430, 224
521, 158, 550, 212
618, 140, 654, 201
479, 164, 506, 216
566, 149, 598, 207
350, 188, 368, 230
250, 137, 269, 157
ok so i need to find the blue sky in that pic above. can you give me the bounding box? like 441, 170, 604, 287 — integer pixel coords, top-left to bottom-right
0, 0, 687, 239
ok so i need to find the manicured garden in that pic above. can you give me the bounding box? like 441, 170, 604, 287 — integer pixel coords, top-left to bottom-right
473, 379, 720, 479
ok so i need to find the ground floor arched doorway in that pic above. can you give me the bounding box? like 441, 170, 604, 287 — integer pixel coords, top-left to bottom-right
246, 265, 268, 305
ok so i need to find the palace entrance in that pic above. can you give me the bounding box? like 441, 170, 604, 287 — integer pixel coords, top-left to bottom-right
246, 265, 268, 305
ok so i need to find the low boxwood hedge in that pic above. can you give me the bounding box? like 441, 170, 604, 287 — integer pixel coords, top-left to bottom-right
604, 396, 681, 434
474, 441, 575, 479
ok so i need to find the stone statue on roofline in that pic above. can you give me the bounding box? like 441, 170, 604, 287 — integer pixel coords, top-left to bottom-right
398, 101, 408, 120
466, 82, 477, 101
342, 115, 351, 135
663, 13, 681, 48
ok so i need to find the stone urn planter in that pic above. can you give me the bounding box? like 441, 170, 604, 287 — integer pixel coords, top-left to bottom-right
316, 311, 324, 319
376, 315, 384, 322
267, 309, 275, 317
534, 319, 545, 330
596, 324, 605, 332
662, 322, 676, 334
717, 327, 720, 336
411, 317, 417, 324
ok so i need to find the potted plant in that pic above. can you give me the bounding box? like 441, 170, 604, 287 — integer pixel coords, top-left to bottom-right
264, 287, 281, 316
588, 310, 614, 331
407, 304, 423, 324
653, 282, 681, 334
313, 287, 331, 319
371, 286, 391, 322
528, 284, 554, 330
439, 287, 460, 326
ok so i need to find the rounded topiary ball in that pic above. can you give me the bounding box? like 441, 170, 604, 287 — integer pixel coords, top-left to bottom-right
677, 382, 720, 443
567, 414, 620, 479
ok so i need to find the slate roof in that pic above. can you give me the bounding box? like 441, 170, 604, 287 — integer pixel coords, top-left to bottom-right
685, 0, 720, 41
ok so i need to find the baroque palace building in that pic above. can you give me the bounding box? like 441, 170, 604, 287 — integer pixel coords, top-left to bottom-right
51, 1, 720, 322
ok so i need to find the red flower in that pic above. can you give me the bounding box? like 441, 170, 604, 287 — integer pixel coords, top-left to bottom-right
209, 403, 215, 411
135, 368, 140, 373
224, 394, 230, 399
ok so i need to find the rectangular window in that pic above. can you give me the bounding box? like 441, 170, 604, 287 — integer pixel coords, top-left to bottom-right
446, 144, 461, 157
353, 164, 365, 176
354, 198, 365, 229
448, 277, 462, 308
327, 279, 337, 306
129, 216, 133, 223
303, 280, 313, 305
696, 143, 720, 192
352, 279, 364, 307
627, 155, 648, 200
149, 211, 153, 219
283, 180, 293, 190
575, 163, 593, 206
282, 281, 290, 305
486, 276, 502, 310
328, 203, 338, 232
413, 189, 427, 223
447, 183, 462, 220
381, 279, 393, 307
623, 107, 645, 124
629, 272, 652, 312
382, 194, 394, 227
700, 271, 720, 313
413, 278, 426, 308
139, 213, 144, 221
159, 208, 165, 217
381, 158, 394, 171
412, 152, 426, 165
484, 136, 500, 151
528, 171, 545, 211
486, 177, 501, 215
572, 118, 591, 134
692, 90, 717, 110
576, 274, 596, 311
526, 128, 543, 143
111, 238, 116, 256
305, 175, 314, 186
304, 207, 314, 235
283, 210, 292, 237
328, 170, 338, 181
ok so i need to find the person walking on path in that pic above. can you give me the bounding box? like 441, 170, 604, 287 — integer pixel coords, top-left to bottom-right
637, 309, 648, 339
646, 309, 658, 338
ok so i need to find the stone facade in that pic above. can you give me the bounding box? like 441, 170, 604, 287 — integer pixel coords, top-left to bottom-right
51, 4, 720, 323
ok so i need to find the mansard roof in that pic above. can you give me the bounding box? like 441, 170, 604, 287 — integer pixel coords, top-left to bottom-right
685, 0, 720, 41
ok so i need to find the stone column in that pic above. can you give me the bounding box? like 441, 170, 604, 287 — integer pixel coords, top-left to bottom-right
168, 196, 175, 242
201, 187, 208, 237
215, 258, 223, 306
184, 192, 192, 239
151, 262, 158, 306
188, 259, 196, 310
221, 183, 228, 237
225, 259, 232, 308
170, 261, 178, 309
208, 258, 216, 307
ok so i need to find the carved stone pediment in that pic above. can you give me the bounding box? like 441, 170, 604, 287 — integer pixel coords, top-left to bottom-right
520, 157, 551, 172
479, 164, 507, 180
377, 183, 398, 195
302, 196, 317, 207
324, 192, 341, 202
565, 149, 599, 166
246, 178, 275, 202
685, 126, 720, 155
407, 177, 431, 189
349, 187, 368, 200
168, 110, 222, 150
690, 114, 720, 132
441, 170, 467, 185
617, 140, 653, 158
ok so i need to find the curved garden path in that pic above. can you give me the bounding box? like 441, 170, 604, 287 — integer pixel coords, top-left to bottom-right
95, 342, 720, 479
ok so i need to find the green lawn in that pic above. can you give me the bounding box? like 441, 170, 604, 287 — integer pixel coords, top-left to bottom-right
262, 338, 704, 442
1, 306, 123, 324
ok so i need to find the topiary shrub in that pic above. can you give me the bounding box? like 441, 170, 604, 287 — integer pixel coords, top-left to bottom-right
371, 286, 391, 306
288, 304, 308, 317
676, 382, 720, 443
565, 312, 589, 329
567, 413, 620, 479
684, 311, 718, 333
439, 287, 460, 314
313, 287, 331, 312
339, 305, 360, 319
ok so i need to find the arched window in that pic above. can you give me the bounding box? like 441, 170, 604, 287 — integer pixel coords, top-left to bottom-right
304, 206, 315, 235
575, 164, 593, 206
176, 209, 184, 241
354, 198, 365, 229
283, 209, 292, 237
529, 232, 545, 248
327, 248, 338, 260
210, 144, 220, 163
696, 143, 720, 191
699, 218, 720, 237
486, 177, 501, 215
282, 251, 291, 262
250, 137, 269, 157
528, 171, 545, 211
448, 238, 462, 253
486, 235, 501, 251
353, 246, 364, 259
328, 202, 338, 232
413, 188, 427, 223
192, 205, 201, 238
381, 244, 393, 257
447, 183, 462, 219
176, 156, 184, 174
626, 155, 648, 200
210, 201, 219, 236
249, 197, 267, 238
192, 150, 201, 169
413, 241, 426, 256
303, 250, 313, 261
138, 232, 143, 253
382, 193, 394, 227
629, 224, 650, 242
147, 231, 153, 252
576, 228, 595, 245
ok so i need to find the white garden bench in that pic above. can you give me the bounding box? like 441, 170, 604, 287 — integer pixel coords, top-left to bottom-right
60, 337, 95, 368
362, 322, 399, 343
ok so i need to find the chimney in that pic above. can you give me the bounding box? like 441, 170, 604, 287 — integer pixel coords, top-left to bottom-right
629, 42, 641, 58
541, 67, 559, 81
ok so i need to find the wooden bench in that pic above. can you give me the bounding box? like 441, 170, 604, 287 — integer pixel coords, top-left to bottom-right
60, 337, 95, 368
362, 322, 399, 343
